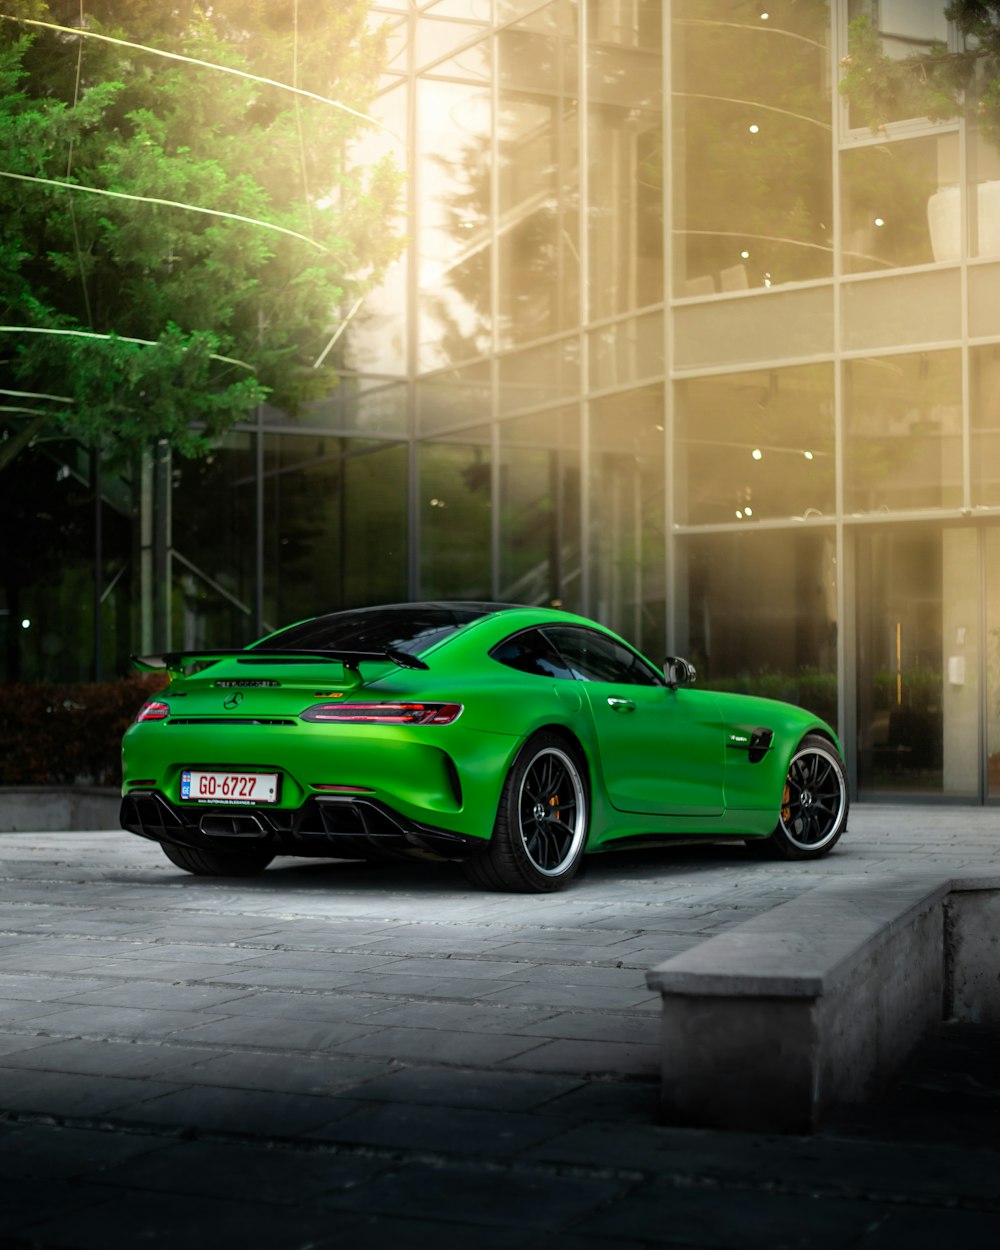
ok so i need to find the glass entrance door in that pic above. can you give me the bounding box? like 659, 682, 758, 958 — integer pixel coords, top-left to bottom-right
856, 526, 981, 799
987, 531, 1000, 800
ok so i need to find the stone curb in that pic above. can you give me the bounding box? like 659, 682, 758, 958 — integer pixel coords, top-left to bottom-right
0, 785, 120, 832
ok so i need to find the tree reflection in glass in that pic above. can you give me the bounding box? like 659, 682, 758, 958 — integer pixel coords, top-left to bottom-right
672, 0, 833, 295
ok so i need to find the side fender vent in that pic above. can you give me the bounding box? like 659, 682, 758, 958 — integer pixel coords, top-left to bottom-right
727, 726, 774, 764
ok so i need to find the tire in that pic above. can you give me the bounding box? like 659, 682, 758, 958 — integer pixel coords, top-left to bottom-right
161, 841, 274, 877
749, 734, 849, 861
462, 733, 589, 893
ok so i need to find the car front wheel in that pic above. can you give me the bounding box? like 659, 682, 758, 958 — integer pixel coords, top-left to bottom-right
749, 734, 849, 861
462, 733, 589, 893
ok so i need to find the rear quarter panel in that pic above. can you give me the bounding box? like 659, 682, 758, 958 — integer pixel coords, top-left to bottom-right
379, 620, 615, 842
362, 655, 594, 839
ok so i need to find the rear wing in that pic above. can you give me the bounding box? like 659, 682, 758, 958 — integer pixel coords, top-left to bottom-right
131, 646, 429, 679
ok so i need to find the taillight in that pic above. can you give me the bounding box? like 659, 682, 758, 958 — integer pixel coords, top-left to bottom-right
136, 701, 170, 722
300, 702, 462, 726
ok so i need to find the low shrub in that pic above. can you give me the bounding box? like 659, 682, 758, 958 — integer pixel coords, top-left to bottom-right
0, 675, 168, 787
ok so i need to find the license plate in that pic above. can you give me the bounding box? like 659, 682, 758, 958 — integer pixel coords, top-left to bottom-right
181, 770, 279, 804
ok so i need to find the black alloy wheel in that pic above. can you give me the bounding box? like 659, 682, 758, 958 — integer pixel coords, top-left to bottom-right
462, 732, 589, 893
748, 733, 849, 861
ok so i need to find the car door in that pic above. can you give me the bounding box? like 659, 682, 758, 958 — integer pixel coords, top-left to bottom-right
543, 627, 725, 817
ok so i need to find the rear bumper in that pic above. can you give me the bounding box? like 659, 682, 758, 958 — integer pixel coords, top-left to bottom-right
120, 718, 516, 839
120, 790, 483, 862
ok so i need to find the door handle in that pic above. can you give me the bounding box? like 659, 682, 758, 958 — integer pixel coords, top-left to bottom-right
607, 697, 636, 713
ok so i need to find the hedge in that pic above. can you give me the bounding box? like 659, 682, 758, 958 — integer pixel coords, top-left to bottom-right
0, 676, 168, 787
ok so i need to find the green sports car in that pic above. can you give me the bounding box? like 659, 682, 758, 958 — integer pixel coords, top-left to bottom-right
121, 601, 849, 892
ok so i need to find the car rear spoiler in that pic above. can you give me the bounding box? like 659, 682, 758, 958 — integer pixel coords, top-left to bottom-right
131, 646, 429, 679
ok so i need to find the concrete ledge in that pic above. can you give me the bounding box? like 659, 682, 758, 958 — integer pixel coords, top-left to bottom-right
645, 873, 1000, 1134
0, 786, 121, 833
945, 875, 1000, 1026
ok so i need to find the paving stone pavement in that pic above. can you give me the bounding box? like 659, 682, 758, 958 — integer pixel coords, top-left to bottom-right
0, 806, 998, 1249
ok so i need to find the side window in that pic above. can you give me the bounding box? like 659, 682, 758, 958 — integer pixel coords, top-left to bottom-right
544, 627, 665, 686
489, 629, 575, 680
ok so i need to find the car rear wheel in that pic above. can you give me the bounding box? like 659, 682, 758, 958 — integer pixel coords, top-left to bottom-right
748, 734, 849, 861
161, 842, 275, 877
462, 733, 589, 893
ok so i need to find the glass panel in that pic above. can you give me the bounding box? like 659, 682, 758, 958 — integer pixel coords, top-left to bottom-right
672, 0, 832, 295
673, 287, 834, 370
942, 529, 983, 799
417, 79, 492, 370
286, 381, 409, 436
262, 436, 407, 631
498, 0, 578, 97
589, 310, 664, 391
0, 442, 133, 682
969, 263, 1000, 338
856, 526, 979, 798
423, 34, 492, 81
968, 126, 1000, 259
841, 133, 960, 274
417, 360, 492, 435
675, 364, 835, 525
988, 529, 1000, 799
345, 76, 407, 376
498, 339, 579, 414
499, 406, 581, 610
498, 0, 559, 21
971, 345, 1000, 508
840, 268, 960, 352
497, 2, 580, 345
844, 350, 962, 513
589, 385, 665, 656
172, 432, 257, 648
588, 14, 662, 319
417, 20, 488, 71
341, 260, 408, 378
875, 0, 949, 51
588, 0, 662, 49
428, 0, 492, 18
680, 529, 838, 729
420, 428, 492, 598
96, 478, 134, 680
845, 1, 950, 128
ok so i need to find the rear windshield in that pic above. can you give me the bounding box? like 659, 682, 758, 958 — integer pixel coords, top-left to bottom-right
255, 604, 498, 657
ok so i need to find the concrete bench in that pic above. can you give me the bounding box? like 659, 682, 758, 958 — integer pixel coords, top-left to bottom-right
645, 873, 1000, 1133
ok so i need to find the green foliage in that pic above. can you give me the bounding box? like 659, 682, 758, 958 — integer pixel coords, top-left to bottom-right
0, 0, 402, 472
840, 15, 963, 130
841, 5, 1000, 145
871, 666, 942, 711
0, 673, 167, 785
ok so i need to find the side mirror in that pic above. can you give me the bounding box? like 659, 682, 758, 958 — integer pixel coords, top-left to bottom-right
663, 656, 697, 689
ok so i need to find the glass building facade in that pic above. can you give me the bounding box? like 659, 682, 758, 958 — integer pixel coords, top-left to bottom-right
4, 0, 1000, 804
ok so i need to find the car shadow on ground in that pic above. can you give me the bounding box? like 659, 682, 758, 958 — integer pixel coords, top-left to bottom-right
144, 838, 768, 894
